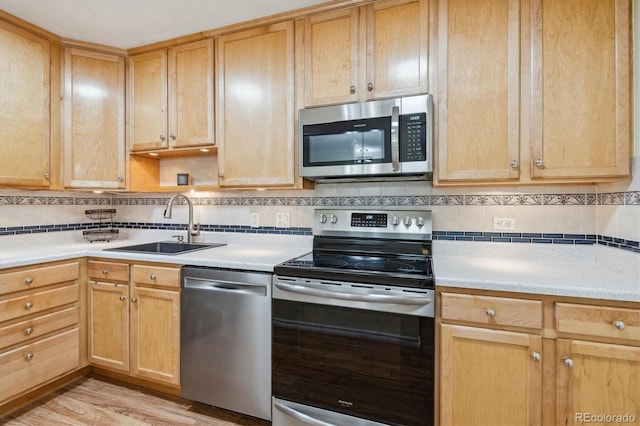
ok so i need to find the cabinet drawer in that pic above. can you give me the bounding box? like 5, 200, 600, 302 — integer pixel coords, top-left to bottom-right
556, 303, 640, 344
0, 306, 78, 351
0, 262, 79, 296
0, 284, 78, 323
0, 327, 80, 403
441, 292, 543, 329
88, 260, 130, 282
132, 265, 180, 288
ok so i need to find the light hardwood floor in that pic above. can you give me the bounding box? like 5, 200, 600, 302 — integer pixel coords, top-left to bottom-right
1, 376, 270, 425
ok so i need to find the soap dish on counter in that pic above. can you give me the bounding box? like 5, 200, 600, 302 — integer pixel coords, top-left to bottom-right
84, 208, 118, 243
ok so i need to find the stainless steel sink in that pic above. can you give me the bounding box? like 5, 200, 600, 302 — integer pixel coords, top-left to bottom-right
104, 241, 226, 255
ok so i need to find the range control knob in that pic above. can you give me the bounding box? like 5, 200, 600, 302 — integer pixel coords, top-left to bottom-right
392, 215, 400, 226
329, 214, 338, 224
416, 217, 425, 228
404, 216, 412, 227
319, 214, 328, 224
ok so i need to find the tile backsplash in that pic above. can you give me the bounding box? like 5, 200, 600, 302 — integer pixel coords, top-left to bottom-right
1, 156, 638, 255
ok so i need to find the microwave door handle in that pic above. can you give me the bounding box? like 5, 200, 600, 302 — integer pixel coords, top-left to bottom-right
391, 105, 400, 171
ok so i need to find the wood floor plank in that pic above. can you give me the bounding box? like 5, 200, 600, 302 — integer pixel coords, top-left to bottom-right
0, 376, 270, 426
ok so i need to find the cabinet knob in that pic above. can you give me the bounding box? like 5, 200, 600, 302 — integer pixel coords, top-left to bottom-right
117, 176, 123, 182
24, 277, 33, 285
119, 296, 126, 301
511, 160, 519, 169
563, 357, 574, 368
131, 297, 138, 303
367, 82, 374, 91
486, 308, 496, 317
218, 172, 224, 178
102, 269, 109, 275
170, 133, 177, 140
613, 320, 626, 330
350, 85, 356, 94
531, 351, 541, 362
44, 172, 50, 179
150, 274, 157, 280
160, 134, 166, 141
24, 352, 33, 361
535, 158, 544, 168
24, 327, 34, 336
25, 302, 33, 310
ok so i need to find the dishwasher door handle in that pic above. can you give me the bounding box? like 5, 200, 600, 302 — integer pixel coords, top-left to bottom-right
184, 277, 267, 296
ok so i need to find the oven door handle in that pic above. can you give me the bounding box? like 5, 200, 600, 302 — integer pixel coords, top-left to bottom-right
274, 402, 337, 426
274, 282, 432, 305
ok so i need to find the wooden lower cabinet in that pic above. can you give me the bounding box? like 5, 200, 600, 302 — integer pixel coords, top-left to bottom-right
439, 289, 640, 426
440, 324, 542, 425
87, 282, 129, 371
130, 286, 180, 385
556, 339, 640, 425
86, 260, 180, 387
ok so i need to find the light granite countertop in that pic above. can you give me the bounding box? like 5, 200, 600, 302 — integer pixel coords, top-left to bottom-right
432, 241, 640, 302
1, 232, 638, 302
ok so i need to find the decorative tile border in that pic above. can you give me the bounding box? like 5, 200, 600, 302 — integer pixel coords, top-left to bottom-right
0, 191, 638, 206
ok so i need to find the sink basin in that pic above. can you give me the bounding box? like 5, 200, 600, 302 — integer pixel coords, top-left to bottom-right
104, 241, 226, 255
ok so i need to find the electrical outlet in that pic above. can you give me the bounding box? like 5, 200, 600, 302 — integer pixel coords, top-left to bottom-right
276, 212, 290, 228
250, 212, 260, 228
493, 217, 516, 231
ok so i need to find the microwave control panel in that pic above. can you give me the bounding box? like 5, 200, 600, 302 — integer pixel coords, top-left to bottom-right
400, 113, 427, 162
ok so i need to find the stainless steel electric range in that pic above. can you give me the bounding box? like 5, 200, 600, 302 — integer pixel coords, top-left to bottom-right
272, 208, 435, 426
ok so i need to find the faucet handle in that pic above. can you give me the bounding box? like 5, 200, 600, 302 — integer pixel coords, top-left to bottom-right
172, 235, 185, 243
190, 223, 201, 237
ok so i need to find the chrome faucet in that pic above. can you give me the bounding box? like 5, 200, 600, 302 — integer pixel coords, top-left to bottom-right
163, 194, 200, 243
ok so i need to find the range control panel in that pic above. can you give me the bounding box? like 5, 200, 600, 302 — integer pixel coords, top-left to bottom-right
314, 209, 432, 238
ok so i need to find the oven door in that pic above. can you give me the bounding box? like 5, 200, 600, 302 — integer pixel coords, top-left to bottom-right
272, 277, 434, 426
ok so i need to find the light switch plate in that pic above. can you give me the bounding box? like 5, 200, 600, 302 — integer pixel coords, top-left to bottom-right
493, 217, 515, 230
250, 212, 260, 228
276, 212, 290, 228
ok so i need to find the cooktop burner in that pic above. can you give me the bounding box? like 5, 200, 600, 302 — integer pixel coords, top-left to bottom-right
274, 208, 434, 289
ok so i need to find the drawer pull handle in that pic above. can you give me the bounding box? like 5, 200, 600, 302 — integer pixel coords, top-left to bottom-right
25, 327, 34, 335
150, 274, 157, 280
613, 320, 626, 331
25, 302, 33, 310
119, 296, 126, 301
131, 297, 138, 303
102, 269, 109, 275
563, 357, 574, 368
25, 353, 33, 361
486, 308, 495, 317
531, 351, 541, 362
24, 277, 33, 285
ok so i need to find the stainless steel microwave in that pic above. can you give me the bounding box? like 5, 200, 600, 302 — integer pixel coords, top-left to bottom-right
299, 94, 433, 180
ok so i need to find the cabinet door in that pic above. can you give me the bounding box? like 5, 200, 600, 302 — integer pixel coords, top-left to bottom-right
216, 21, 295, 188
87, 282, 129, 372
530, 0, 631, 179
128, 50, 168, 151
168, 39, 215, 148
435, 0, 520, 183
440, 324, 542, 425
0, 21, 51, 187
130, 287, 180, 386
364, 0, 429, 100
63, 48, 125, 189
301, 8, 360, 107
557, 339, 640, 426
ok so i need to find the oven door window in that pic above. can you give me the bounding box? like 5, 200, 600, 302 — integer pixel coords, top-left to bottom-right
302, 117, 391, 167
273, 300, 434, 426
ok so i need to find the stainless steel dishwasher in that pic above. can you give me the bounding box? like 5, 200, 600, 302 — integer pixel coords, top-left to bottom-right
180, 266, 272, 421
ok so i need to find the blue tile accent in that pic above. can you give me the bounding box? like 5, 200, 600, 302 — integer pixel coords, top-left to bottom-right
532, 238, 553, 244
492, 237, 512, 243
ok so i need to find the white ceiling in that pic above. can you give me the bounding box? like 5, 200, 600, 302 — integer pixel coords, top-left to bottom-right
0, 0, 329, 49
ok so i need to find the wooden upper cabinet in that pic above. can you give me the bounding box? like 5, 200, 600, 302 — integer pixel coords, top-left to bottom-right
435, 0, 521, 183
530, 0, 631, 180
128, 39, 214, 152
300, 0, 428, 107
0, 20, 51, 187
216, 21, 296, 188
63, 48, 126, 189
